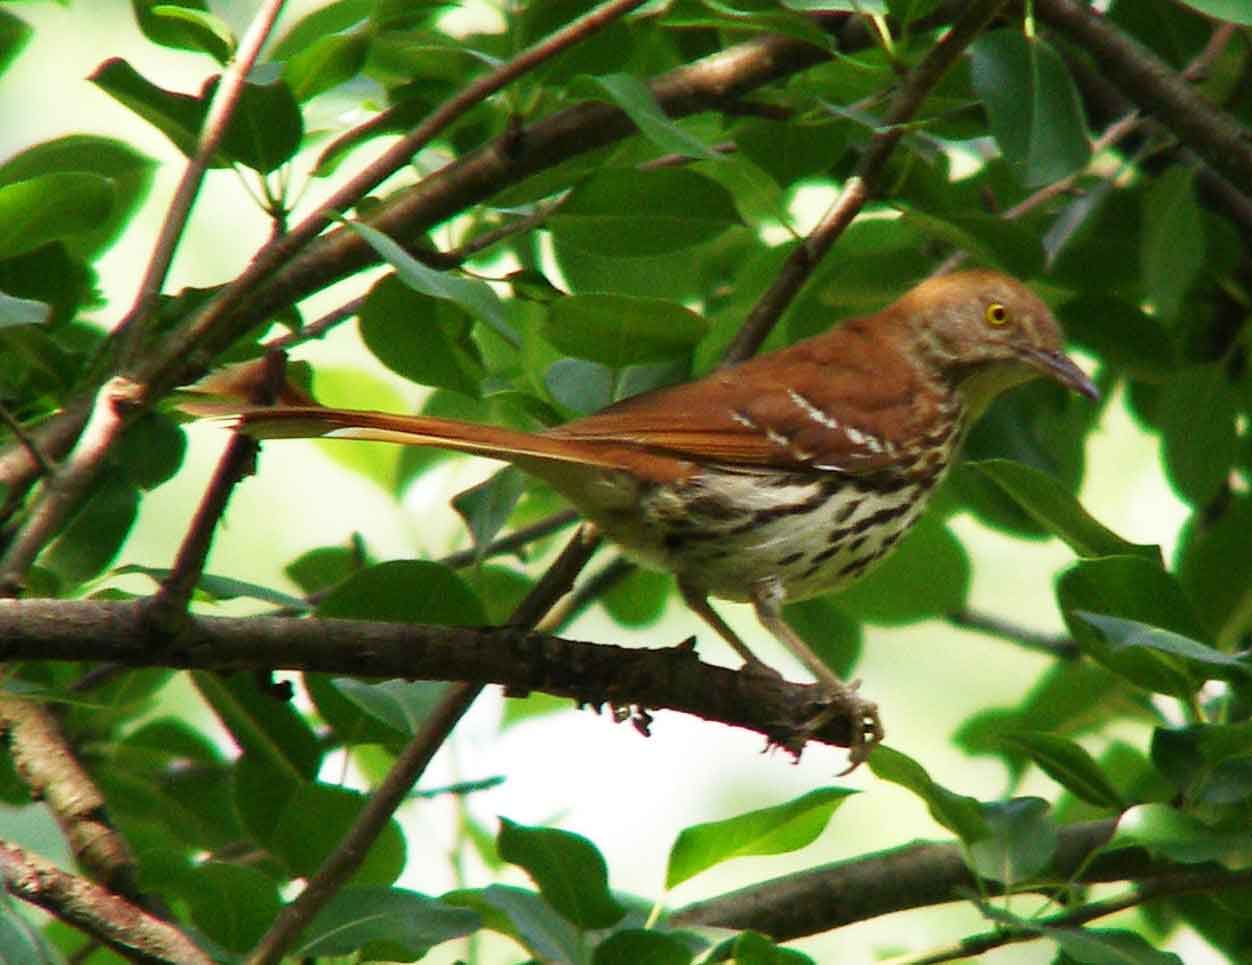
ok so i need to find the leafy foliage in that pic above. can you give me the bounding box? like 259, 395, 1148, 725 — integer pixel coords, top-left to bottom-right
0, 1, 1249, 963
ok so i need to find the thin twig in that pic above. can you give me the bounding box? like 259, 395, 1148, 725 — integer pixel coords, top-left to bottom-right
245, 525, 602, 965
0, 400, 52, 478
148, 353, 287, 620
113, 0, 289, 369
720, 0, 1009, 364
265, 295, 366, 352
947, 608, 1078, 659
904, 866, 1252, 964
932, 110, 1144, 277
438, 509, 579, 570
537, 554, 638, 634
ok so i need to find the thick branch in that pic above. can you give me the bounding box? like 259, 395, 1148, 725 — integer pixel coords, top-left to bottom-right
0, 599, 856, 749
671, 818, 1199, 939
0, 838, 210, 965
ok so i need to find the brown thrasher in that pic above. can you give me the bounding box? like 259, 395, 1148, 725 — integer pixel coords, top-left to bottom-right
215, 269, 1097, 766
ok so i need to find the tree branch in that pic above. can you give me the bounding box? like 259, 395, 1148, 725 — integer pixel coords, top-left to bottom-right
0, 598, 856, 749
908, 865, 1252, 964
246, 525, 604, 963
0, 838, 210, 965
0, 698, 138, 898
1036, 0, 1252, 191
112, 0, 289, 369
670, 818, 1203, 939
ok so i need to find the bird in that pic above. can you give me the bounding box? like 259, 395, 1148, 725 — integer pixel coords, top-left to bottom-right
206, 269, 1098, 768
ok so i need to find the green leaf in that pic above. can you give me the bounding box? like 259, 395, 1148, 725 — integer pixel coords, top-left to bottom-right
344, 220, 516, 345
216, 70, 303, 174
316, 560, 487, 626
286, 543, 364, 595
550, 168, 741, 256
471, 885, 583, 963
1000, 732, 1125, 809
114, 565, 310, 610
270, 782, 406, 884
296, 886, 480, 958
114, 411, 187, 490
89, 57, 208, 160
589, 73, 721, 160
1074, 612, 1252, 683
1151, 722, 1252, 805
1142, 166, 1205, 321
1111, 802, 1252, 865
602, 565, 672, 627
360, 275, 485, 396
283, 30, 369, 101
132, 1, 235, 61
834, 515, 970, 625
594, 929, 694, 965
497, 819, 625, 929
967, 459, 1160, 562
1177, 492, 1252, 644
196, 673, 322, 781
271, 0, 372, 60
331, 678, 447, 737
781, 598, 861, 679
452, 467, 527, 562
666, 787, 856, 889
0, 172, 114, 259
1049, 926, 1182, 965
957, 661, 1148, 770
899, 207, 1045, 279
544, 293, 708, 367
1174, 0, 1252, 26
42, 476, 138, 586
869, 746, 988, 844
1059, 294, 1174, 382
970, 31, 1091, 187
707, 930, 815, 964
733, 117, 849, 188
0, 135, 156, 258
544, 357, 615, 414
1158, 364, 1237, 506
174, 862, 278, 952
0, 11, 31, 81
1058, 557, 1206, 698
967, 797, 1058, 885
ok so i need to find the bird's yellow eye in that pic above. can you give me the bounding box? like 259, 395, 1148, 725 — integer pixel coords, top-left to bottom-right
985, 302, 1009, 326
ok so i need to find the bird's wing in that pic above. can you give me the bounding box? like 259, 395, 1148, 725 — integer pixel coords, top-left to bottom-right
549, 322, 938, 475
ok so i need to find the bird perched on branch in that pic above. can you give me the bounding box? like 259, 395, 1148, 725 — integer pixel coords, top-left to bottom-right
198, 269, 1098, 769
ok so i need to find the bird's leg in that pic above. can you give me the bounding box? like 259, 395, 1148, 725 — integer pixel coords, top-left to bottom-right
749, 580, 883, 770
678, 583, 782, 678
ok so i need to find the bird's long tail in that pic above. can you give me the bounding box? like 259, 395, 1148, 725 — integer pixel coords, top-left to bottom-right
203, 404, 692, 485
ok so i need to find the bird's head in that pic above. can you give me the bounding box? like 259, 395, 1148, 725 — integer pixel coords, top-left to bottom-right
895, 269, 1098, 416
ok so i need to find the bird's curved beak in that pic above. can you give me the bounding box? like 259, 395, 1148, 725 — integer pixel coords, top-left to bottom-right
1029, 349, 1099, 401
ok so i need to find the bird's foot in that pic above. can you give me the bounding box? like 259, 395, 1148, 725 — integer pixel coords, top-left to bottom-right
801, 678, 883, 775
